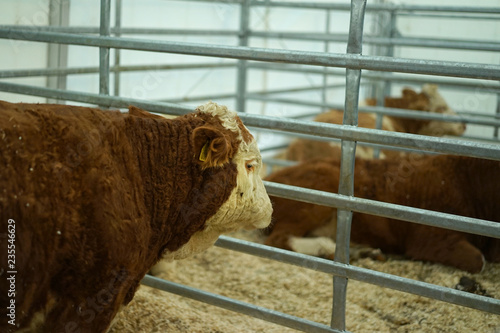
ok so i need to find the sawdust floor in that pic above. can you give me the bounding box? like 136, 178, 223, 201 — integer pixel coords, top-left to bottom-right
111, 230, 500, 333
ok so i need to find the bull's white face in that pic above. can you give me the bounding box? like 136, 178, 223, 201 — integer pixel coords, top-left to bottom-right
162, 102, 272, 261
420, 84, 466, 137
211, 138, 273, 231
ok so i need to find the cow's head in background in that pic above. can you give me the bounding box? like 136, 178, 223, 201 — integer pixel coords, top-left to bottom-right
418, 84, 467, 137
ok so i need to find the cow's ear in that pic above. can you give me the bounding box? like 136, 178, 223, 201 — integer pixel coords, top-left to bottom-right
192, 126, 233, 169
128, 106, 164, 119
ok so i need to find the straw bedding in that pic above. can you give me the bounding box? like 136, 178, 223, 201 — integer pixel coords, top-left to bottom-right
111, 230, 500, 333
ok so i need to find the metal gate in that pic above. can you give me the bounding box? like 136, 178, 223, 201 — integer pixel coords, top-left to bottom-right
1, 1, 499, 332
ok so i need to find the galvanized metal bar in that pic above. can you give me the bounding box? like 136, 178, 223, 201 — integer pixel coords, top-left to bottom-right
495, 66, 500, 139
141, 275, 342, 333
0, 81, 499, 161
373, 112, 383, 159
160, 92, 237, 103
0, 63, 236, 78
246, 94, 500, 127
214, 236, 500, 315
236, 0, 250, 112
249, 0, 500, 14
249, 31, 500, 52
180, 0, 500, 15
496, 88, 500, 139
99, 0, 111, 95
113, 0, 122, 97
259, 135, 439, 157
366, 5, 388, 109
171, 0, 243, 4
0, 25, 240, 36
262, 157, 298, 169
381, 10, 396, 101
248, 83, 347, 97
263, 181, 500, 239
160, 82, 346, 103
397, 12, 500, 21
249, 63, 500, 93
8, 24, 497, 59
2, 29, 500, 80
373, 7, 398, 150
369, 35, 500, 52
321, 10, 331, 112
373, 6, 391, 162
0, 81, 191, 114
462, 134, 500, 144
246, 118, 500, 161
46, 0, 69, 104
332, 0, 367, 329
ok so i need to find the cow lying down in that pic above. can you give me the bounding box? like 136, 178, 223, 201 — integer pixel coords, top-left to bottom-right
265, 154, 499, 273
0, 100, 272, 332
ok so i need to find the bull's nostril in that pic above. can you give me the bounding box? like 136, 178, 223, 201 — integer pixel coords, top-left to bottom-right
240, 192, 244, 197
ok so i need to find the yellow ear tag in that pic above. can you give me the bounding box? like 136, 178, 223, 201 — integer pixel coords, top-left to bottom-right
199, 140, 210, 162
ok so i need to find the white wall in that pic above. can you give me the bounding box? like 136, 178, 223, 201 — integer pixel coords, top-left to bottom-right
0, 0, 50, 103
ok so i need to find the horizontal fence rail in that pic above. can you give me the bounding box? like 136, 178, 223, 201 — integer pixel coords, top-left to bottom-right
141, 274, 342, 333
214, 236, 500, 315
4, 25, 499, 52
0, 25, 241, 36
141, 233, 500, 332
248, 63, 500, 93
1, 28, 500, 80
249, 1, 500, 14
250, 31, 500, 52
0, 62, 236, 78
0, 81, 499, 161
263, 181, 500, 239
246, 94, 500, 127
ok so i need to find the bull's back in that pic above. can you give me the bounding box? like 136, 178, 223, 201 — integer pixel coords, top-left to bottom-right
0, 101, 149, 331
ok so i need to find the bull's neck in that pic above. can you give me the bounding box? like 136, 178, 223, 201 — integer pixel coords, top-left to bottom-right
123, 113, 239, 260
124, 114, 202, 233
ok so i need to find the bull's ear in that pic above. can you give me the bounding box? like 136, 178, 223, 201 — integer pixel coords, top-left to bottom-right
192, 126, 233, 169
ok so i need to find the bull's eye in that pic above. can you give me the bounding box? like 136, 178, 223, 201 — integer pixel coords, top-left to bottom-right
245, 161, 255, 173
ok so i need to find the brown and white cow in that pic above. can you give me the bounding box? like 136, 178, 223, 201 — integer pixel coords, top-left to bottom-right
0, 100, 272, 332
285, 84, 467, 161
265, 154, 499, 273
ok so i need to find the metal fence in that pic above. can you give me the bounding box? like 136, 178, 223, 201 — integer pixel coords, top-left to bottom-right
1, 0, 499, 332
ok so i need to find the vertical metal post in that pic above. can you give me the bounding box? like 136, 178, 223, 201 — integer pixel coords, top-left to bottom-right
113, 0, 122, 97
47, 0, 69, 103
494, 61, 500, 139
236, 0, 250, 112
494, 88, 500, 139
382, 10, 397, 98
331, 0, 367, 330
374, 8, 396, 158
100, 0, 111, 96
322, 10, 331, 111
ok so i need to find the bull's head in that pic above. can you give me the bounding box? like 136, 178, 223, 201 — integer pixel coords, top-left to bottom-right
164, 102, 273, 260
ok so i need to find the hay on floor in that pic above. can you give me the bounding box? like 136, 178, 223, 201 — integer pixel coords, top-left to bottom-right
111, 230, 500, 333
